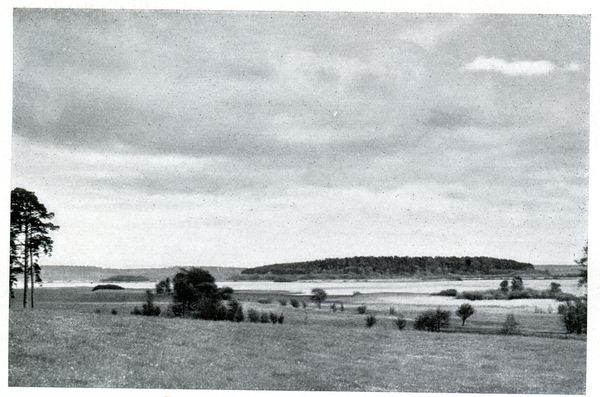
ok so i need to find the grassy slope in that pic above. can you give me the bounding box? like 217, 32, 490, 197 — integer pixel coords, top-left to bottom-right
9, 288, 586, 393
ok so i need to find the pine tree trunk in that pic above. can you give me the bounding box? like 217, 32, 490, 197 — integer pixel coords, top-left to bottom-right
30, 258, 35, 309
22, 225, 29, 309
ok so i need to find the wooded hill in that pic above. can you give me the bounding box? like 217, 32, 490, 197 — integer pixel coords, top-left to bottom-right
241, 256, 535, 277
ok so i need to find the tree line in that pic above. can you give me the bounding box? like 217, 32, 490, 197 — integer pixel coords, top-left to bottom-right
241, 256, 535, 277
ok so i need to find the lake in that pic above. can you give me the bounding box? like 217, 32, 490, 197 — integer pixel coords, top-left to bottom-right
39, 277, 583, 296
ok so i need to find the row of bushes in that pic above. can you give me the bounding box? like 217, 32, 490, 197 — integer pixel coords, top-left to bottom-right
456, 288, 577, 301
247, 309, 284, 324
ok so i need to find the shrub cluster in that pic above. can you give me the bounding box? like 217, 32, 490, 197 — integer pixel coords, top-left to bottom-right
357, 304, 367, 314
257, 298, 272, 304
290, 298, 300, 308
413, 308, 451, 332
247, 308, 284, 324
457, 280, 577, 301
558, 299, 587, 334
132, 290, 161, 316
433, 289, 457, 297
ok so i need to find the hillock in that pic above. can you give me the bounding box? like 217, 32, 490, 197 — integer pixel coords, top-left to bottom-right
241, 256, 534, 278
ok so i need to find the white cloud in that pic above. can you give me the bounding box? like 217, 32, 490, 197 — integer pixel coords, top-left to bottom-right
464, 57, 560, 75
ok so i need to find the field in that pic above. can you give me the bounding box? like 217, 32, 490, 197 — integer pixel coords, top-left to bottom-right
9, 286, 587, 393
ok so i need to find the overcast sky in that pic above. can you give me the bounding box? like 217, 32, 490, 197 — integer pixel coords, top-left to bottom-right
11, 10, 589, 268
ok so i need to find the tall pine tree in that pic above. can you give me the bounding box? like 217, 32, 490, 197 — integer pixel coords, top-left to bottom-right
10, 188, 59, 308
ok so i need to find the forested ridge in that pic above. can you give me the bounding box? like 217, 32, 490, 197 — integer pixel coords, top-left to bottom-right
241, 256, 534, 277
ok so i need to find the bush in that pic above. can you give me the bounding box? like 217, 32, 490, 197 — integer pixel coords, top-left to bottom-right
357, 304, 367, 314
260, 311, 270, 323
500, 313, 519, 334
414, 309, 451, 332
92, 284, 125, 291
247, 309, 260, 323
435, 289, 457, 297
302, 301, 307, 309
366, 315, 377, 327
279, 299, 287, 306
558, 299, 587, 334
111, 308, 118, 315
269, 312, 279, 324
132, 290, 161, 316
511, 275, 524, 291
290, 298, 300, 308
330, 303, 337, 312
257, 298, 272, 304
340, 303, 344, 312
226, 299, 244, 322
395, 316, 407, 330
277, 313, 284, 324
389, 307, 396, 315
171, 267, 233, 319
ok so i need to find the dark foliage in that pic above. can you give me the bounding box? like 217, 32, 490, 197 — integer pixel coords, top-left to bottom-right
395, 316, 407, 330
413, 309, 451, 332
132, 290, 161, 316
456, 303, 475, 326
558, 299, 587, 334
171, 267, 233, 320
310, 288, 327, 308
92, 284, 125, 291
366, 315, 377, 327
247, 309, 260, 323
290, 298, 300, 308
357, 304, 367, 314
241, 255, 534, 277
434, 289, 457, 296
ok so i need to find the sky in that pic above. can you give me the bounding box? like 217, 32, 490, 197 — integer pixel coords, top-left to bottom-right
10, 9, 590, 268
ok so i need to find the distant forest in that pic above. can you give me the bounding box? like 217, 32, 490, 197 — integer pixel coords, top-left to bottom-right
241, 256, 535, 277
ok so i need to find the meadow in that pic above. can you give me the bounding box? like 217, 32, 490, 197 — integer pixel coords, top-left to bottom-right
8, 284, 586, 393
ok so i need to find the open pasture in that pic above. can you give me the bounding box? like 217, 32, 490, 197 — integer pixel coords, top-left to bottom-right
9, 286, 586, 393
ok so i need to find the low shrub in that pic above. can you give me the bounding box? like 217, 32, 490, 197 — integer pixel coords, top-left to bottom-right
366, 315, 377, 328
257, 298, 272, 304
500, 313, 519, 334
302, 301, 307, 309
395, 316, 407, 330
260, 311, 270, 323
389, 307, 396, 315
111, 308, 118, 315
277, 313, 284, 324
92, 284, 125, 291
279, 299, 287, 306
290, 298, 300, 308
330, 303, 337, 312
435, 289, 457, 297
414, 308, 451, 332
132, 290, 161, 316
247, 309, 260, 323
269, 312, 279, 324
94, 308, 101, 314
357, 304, 367, 314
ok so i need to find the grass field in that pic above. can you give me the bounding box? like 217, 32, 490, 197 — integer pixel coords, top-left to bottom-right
8, 287, 587, 393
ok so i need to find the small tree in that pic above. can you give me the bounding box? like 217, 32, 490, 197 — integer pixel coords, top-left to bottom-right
550, 282, 562, 294
456, 303, 475, 326
310, 288, 327, 309
499, 280, 509, 293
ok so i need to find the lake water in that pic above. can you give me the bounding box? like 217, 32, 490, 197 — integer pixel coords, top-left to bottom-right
39, 278, 583, 296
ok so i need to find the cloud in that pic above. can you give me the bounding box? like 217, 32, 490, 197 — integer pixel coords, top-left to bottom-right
464, 57, 555, 75
464, 57, 581, 76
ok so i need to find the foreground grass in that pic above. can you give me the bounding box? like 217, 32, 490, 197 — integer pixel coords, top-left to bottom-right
9, 305, 586, 393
